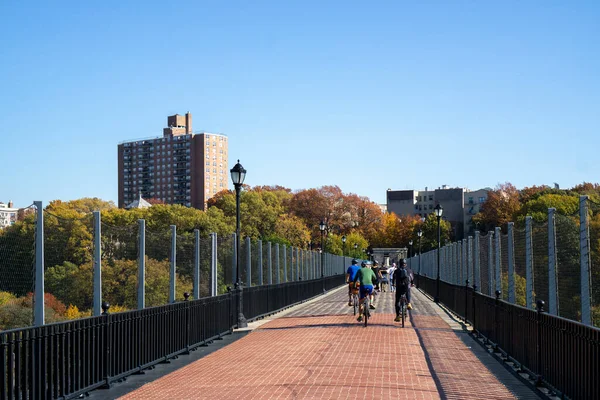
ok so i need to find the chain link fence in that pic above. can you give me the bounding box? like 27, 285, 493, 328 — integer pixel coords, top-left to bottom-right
555, 212, 581, 321
531, 220, 549, 306
588, 198, 600, 327
479, 232, 492, 296
0, 205, 36, 330
513, 226, 527, 307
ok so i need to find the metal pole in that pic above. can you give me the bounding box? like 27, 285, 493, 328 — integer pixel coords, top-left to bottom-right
93, 211, 102, 316
474, 231, 481, 291
235, 185, 247, 328
194, 229, 200, 300
283, 244, 287, 283
34, 201, 45, 326
211, 233, 218, 296
138, 219, 146, 310
275, 243, 280, 284
435, 216, 441, 303
258, 240, 263, 286
525, 216, 533, 308
321, 231, 325, 293
507, 222, 515, 304
267, 242, 273, 285
488, 231, 494, 296
169, 225, 177, 303
246, 237, 252, 288
548, 208, 558, 316
580, 196, 592, 325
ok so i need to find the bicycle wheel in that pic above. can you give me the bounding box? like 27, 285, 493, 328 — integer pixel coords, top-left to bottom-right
364, 299, 369, 327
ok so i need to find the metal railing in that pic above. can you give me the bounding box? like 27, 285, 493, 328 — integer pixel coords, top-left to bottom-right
0, 274, 344, 400
417, 275, 600, 399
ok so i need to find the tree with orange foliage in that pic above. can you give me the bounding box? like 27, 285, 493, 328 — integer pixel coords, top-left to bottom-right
472, 183, 521, 232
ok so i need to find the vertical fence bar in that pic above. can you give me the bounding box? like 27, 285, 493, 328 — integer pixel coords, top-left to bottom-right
93, 210, 102, 316
276, 243, 280, 284
169, 225, 176, 303
246, 237, 252, 287
283, 245, 287, 283
507, 222, 516, 304
138, 219, 146, 310
193, 229, 200, 299
495, 227, 501, 294
34, 201, 45, 326
526, 216, 533, 309
548, 208, 558, 316
267, 241, 272, 285
474, 231, 480, 289
258, 240, 263, 286
488, 231, 494, 296
580, 196, 592, 325
211, 233, 217, 296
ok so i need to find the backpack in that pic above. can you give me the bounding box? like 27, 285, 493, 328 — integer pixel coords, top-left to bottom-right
396, 268, 408, 285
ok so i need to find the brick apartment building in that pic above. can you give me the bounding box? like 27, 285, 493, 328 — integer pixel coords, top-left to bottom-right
117, 112, 229, 209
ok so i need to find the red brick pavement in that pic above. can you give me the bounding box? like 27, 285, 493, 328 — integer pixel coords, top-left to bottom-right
119, 289, 526, 399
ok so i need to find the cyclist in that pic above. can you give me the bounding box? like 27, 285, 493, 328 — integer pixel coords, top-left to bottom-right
353, 260, 378, 322
372, 260, 382, 292
345, 259, 361, 306
394, 259, 413, 322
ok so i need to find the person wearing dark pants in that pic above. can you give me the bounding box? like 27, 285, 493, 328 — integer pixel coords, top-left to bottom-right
394, 259, 413, 322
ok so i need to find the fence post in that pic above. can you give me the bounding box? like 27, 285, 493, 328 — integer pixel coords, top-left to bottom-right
488, 231, 494, 296
258, 239, 263, 286
525, 216, 533, 309
211, 233, 217, 296
580, 196, 592, 326
34, 201, 45, 326
474, 231, 481, 290
507, 222, 516, 304
138, 219, 146, 310
267, 241, 272, 285
246, 237, 252, 287
93, 210, 102, 317
535, 299, 545, 386
276, 243, 280, 284
283, 245, 287, 283
494, 227, 501, 294
101, 302, 111, 388
194, 229, 200, 299
548, 208, 558, 316
169, 225, 177, 303
232, 233, 237, 285
465, 239, 470, 322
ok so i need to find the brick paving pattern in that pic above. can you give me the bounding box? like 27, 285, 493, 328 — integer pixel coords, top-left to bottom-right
119, 286, 539, 399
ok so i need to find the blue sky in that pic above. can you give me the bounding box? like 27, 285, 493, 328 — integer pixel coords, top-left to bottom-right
1, 1, 599, 208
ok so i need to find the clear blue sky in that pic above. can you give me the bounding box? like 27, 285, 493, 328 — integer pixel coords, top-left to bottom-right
1, 1, 599, 208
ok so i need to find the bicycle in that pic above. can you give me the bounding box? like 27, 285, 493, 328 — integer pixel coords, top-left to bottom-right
397, 293, 408, 328
362, 295, 371, 327
352, 290, 359, 316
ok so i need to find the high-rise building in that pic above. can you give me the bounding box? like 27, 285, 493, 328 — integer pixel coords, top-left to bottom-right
117, 112, 229, 209
386, 185, 490, 240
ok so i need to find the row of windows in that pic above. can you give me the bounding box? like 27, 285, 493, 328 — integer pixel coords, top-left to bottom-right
415, 195, 434, 202
415, 204, 434, 211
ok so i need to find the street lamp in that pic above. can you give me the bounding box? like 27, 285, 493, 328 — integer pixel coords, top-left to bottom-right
408, 239, 413, 272
434, 204, 443, 303
319, 220, 326, 292
230, 160, 247, 328
342, 235, 347, 257
417, 228, 422, 288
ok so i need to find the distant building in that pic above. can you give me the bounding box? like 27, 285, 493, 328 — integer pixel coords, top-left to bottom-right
117, 112, 229, 209
386, 185, 490, 240
0, 201, 19, 229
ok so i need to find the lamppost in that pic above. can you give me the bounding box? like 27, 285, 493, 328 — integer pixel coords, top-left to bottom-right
342, 235, 347, 257
408, 239, 413, 269
434, 204, 443, 303
417, 228, 422, 288
354, 243, 358, 257
319, 220, 326, 292
230, 160, 247, 328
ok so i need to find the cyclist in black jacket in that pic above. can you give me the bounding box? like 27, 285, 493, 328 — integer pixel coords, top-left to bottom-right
394, 259, 413, 322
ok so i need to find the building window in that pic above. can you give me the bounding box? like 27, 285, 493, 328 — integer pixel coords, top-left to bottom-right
479, 197, 486, 203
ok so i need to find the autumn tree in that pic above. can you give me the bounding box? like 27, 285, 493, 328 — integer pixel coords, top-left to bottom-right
472, 183, 521, 232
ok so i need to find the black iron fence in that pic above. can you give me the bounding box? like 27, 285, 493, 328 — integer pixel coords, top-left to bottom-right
0, 275, 344, 400
418, 275, 600, 400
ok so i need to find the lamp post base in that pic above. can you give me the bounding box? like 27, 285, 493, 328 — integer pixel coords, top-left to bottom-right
235, 282, 247, 328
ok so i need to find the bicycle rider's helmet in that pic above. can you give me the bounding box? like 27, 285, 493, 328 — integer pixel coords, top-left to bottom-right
361, 260, 372, 267
351, 259, 358, 265
373, 260, 379, 266
399, 258, 407, 266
